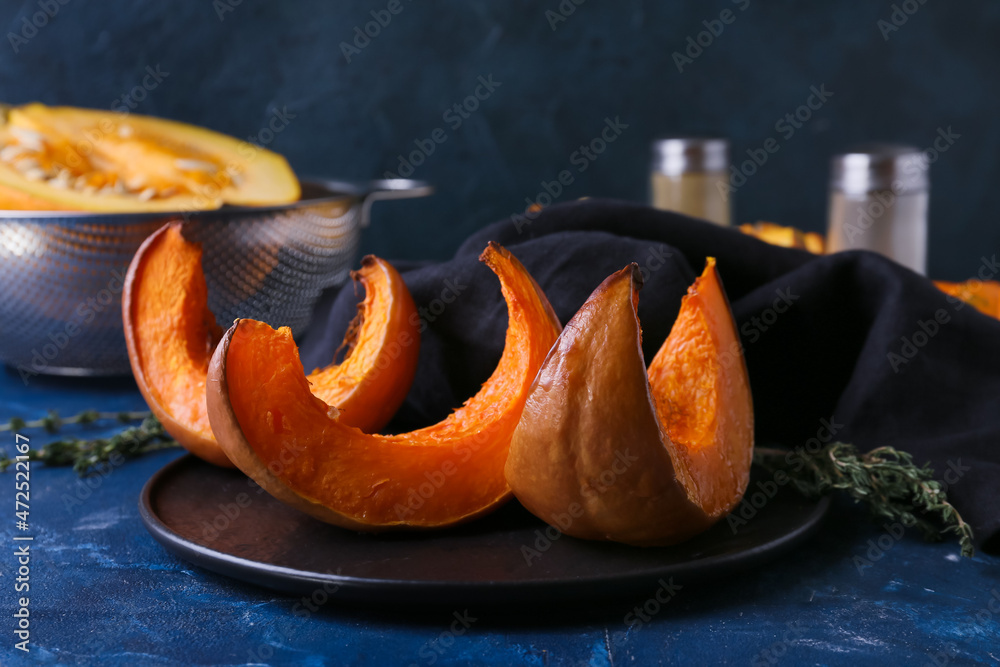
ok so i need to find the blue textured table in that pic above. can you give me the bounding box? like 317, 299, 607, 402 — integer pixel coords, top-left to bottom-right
0, 368, 997, 667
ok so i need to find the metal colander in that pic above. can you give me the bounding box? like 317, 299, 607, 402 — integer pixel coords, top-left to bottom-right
0, 179, 431, 378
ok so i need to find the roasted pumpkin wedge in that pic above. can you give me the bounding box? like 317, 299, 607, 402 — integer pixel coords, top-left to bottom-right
739, 221, 825, 254
506, 258, 754, 546
123, 222, 418, 466
304, 255, 421, 434
0, 103, 299, 211
206, 242, 562, 530
934, 280, 1000, 320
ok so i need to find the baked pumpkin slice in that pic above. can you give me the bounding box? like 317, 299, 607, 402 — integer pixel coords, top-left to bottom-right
0, 103, 299, 211
506, 258, 754, 546
206, 242, 562, 530
123, 222, 419, 467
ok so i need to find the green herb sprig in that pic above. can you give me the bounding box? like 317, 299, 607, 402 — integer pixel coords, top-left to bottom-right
0, 410, 179, 475
754, 442, 975, 557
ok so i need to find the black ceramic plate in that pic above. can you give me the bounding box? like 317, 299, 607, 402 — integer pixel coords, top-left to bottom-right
139, 455, 829, 606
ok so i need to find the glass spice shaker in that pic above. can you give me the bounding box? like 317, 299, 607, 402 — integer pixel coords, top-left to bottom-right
650, 138, 731, 226
826, 145, 929, 275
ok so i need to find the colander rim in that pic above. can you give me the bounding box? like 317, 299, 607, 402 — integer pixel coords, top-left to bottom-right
0, 179, 430, 222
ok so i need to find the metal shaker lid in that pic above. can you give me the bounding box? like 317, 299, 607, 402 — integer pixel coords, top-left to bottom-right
651, 138, 728, 176
830, 144, 929, 195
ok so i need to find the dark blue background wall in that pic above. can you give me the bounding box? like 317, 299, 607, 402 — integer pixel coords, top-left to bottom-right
2, 0, 996, 279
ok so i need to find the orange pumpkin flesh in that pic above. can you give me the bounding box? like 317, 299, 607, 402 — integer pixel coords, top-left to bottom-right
739, 221, 825, 254
506, 258, 754, 546
124, 223, 420, 467
123, 223, 226, 466
934, 280, 1000, 320
305, 256, 420, 434
205, 243, 562, 530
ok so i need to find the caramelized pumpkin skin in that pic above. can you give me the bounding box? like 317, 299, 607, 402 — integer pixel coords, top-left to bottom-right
506, 258, 754, 546
124, 223, 419, 467
206, 243, 562, 530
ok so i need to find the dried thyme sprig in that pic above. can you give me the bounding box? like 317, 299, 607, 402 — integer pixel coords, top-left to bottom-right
1, 409, 152, 434
0, 412, 178, 476
754, 442, 975, 557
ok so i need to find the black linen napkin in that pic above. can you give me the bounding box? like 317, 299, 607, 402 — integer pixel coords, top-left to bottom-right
299, 199, 1000, 553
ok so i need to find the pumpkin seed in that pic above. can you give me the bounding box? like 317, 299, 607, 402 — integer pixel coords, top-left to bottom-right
118, 124, 134, 139
9, 127, 44, 152
174, 158, 216, 172
0, 145, 26, 162
49, 169, 71, 188
13, 157, 39, 172
137, 187, 156, 201
24, 167, 46, 181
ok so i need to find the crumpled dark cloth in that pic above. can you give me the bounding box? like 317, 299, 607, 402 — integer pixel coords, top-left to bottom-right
300, 199, 1000, 553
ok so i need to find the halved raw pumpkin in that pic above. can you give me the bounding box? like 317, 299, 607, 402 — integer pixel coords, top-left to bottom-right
0, 103, 299, 211
123, 222, 419, 466
205, 243, 563, 530
506, 258, 754, 546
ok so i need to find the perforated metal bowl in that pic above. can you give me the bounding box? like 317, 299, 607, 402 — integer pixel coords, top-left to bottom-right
0, 179, 431, 378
